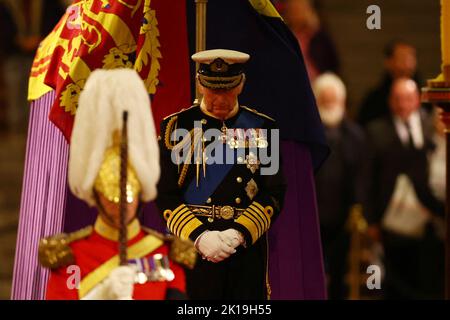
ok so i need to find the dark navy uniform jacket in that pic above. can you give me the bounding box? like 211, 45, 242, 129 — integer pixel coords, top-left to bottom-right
156, 104, 286, 247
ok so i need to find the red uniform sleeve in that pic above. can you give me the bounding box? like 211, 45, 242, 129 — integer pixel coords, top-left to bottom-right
164, 261, 187, 300
46, 267, 79, 300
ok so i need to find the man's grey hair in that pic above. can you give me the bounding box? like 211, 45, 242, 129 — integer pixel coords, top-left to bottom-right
312, 72, 347, 101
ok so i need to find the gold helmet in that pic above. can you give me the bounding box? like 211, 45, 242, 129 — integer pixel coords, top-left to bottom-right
93, 131, 141, 204
68, 69, 160, 207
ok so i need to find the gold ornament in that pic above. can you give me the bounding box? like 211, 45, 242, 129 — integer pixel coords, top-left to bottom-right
245, 178, 259, 200
245, 152, 260, 174
93, 132, 141, 204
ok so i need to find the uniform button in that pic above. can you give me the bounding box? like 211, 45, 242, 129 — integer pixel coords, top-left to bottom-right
236, 177, 242, 183
235, 197, 241, 204
206, 197, 212, 204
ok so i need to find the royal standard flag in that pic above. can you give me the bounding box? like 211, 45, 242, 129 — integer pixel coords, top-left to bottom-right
29, 0, 191, 141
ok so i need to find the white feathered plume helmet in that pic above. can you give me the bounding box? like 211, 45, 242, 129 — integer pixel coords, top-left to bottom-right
68, 69, 160, 207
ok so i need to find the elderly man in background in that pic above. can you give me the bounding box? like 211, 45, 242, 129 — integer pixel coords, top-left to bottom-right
312, 73, 367, 299
365, 78, 444, 299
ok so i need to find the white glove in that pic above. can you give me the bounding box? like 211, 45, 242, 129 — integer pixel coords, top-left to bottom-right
107, 265, 136, 300
219, 229, 244, 249
195, 230, 236, 263
82, 265, 136, 300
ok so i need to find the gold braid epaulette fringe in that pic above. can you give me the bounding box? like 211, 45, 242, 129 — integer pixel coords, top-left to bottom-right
141, 227, 197, 270
38, 226, 93, 269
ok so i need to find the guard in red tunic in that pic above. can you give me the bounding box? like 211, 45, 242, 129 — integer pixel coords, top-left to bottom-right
38, 69, 196, 300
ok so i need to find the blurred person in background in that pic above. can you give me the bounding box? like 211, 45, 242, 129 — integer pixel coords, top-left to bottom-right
0, 0, 66, 133
281, 0, 340, 82
358, 40, 425, 127
365, 78, 444, 299
313, 73, 368, 299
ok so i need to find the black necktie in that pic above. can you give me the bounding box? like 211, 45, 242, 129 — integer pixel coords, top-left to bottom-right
403, 120, 414, 149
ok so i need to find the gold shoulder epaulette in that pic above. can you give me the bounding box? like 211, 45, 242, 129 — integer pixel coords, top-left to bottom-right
162, 104, 199, 121
38, 226, 93, 269
163, 105, 200, 151
241, 106, 275, 121
166, 234, 198, 270
162, 105, 197, 150
163, 110, 182, 121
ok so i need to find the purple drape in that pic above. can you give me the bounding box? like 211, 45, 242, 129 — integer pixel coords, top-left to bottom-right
268, 141, 327, 299
11, 91, 69, 299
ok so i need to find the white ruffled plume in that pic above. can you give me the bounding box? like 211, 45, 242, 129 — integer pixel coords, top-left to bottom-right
68, 68, 160, 206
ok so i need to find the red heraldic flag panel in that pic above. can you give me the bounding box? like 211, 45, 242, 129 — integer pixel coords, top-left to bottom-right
29, 0, 191, 141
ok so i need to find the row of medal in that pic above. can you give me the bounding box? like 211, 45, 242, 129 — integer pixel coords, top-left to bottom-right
128, 254, 175, 284
220, 127, 269, 149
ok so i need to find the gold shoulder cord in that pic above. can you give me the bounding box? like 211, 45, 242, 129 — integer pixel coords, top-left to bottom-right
175, 129, 196, 187
163, 116, 198, 187
164, 116, 178, 150
164, 115, 206, 188
178, 161, 190, 187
